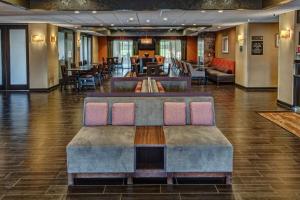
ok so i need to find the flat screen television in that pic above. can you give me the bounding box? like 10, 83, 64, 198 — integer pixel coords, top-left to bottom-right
138, 39, 156, 50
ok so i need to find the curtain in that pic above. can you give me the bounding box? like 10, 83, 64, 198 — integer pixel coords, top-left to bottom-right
181, 39, 187, 61
155, 39, 160, 55
159, 40, 182, 63
133, 40, 138, 55
112, 40, 133, 67
107, 40, 113, 58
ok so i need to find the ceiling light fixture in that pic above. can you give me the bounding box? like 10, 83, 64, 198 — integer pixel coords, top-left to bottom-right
248, 19, 251, 22
146, 19, 150, 23
181, 24, 185, 26
201, 10, 206, 13
163, 17, 168, 21
111, 24, 114, 26
74, 11, 80, 14
129, 17, 134, 21
217, 26, 221, 29
218, 10, 223, 13
92, 11, 97, 14
193, 24, 196, 26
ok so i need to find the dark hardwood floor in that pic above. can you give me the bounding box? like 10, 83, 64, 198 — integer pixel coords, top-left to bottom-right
0, 77, 300, 200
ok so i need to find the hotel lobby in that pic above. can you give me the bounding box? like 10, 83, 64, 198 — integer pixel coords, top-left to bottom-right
0, 0, 300, 199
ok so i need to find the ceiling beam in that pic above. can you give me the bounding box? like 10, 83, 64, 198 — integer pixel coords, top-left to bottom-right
0, 0, 28, 8
29, 0, 263, 11
262, 0, 295, 8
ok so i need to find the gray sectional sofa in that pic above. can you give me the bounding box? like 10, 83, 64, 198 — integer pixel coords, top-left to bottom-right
111, 77, 191, 92
67, 93, 233, 185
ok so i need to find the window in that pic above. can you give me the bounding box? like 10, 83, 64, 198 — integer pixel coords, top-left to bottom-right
58, 30, 74, 68
159, 40, 181, 63
197, 37, 204, 65
113, 40, 133, 68
80, 35, 92, 65
222, 36, 229, 53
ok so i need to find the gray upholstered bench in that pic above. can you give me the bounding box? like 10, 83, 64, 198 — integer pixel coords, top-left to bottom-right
67, 94, 233, 185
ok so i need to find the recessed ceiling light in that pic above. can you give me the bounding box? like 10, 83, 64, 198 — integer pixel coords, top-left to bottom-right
92, 11, 97, 14
201, 10, 206, 13
111, 24, 114, 26
170, 28, 173, 31
217, 26, 221, 29
181, 24, 185, 26
163, 17, 168, 21
129, 17, 134, 21
248, 19, 251, 22
100, 24, 103, 26
74, 26, 78, 29
193, 24, 196, 26
74, 11, 80, 14
218, 10, 223, 13
146, 19, 150, 23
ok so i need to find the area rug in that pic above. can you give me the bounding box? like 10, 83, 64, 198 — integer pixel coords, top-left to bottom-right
259, 112, 300, 137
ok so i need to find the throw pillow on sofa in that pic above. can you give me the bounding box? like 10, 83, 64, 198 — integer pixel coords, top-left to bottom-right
164, 102, 186, 125
190, 102, 213, 126
112, 103, 135, 125
85, 102, 108, 126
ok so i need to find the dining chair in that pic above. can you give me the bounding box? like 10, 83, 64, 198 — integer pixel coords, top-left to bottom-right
60, 65, 77, 90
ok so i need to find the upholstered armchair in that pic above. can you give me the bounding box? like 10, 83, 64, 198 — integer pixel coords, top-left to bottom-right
186, 63, 207, 85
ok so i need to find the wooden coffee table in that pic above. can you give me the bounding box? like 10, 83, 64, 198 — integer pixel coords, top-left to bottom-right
134, 126, 169, 181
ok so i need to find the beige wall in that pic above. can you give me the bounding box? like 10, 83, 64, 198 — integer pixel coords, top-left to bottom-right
278, 11, 297, 105
215, 27, 236, 60
248, 23, 278, 88
92, 36, 99, 63
28, 24, 48, 89
28, 23, 59, 89
47, 24, 59, 88
235, 24, 249, 87
235, 23, 279, 88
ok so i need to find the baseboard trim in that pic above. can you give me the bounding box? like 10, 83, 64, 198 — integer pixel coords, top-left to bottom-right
235, 84, 277, 92
277, 100, 293, 110
30, 84, 60, 93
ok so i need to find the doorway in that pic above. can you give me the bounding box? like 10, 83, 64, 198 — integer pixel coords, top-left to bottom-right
0, 25, 29, 91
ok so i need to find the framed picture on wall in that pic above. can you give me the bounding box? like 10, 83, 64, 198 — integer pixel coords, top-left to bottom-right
251, 41, 263, 55
222, 36, 229, 53
275, 33, 279, 48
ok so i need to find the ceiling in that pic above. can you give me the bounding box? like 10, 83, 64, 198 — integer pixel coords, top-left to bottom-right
0, 0, 299, 36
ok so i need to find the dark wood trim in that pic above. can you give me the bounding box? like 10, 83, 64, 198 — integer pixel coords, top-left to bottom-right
277, 100, 293, 110
29, 84, 60, 93
0, 25, 29, 91
68, 172, 232, 185
235, 83, 277, 92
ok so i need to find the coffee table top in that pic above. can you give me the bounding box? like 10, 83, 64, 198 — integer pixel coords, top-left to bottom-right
135, 126, 166, 147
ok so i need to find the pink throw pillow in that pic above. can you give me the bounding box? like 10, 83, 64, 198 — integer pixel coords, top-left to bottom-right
112, 103, 135, 125
190, 102, 214, 125
85, 102, 108, 126
164, 102, 186, 125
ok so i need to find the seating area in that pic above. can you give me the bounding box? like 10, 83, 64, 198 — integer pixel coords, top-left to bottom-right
206, 58, 235, 84
67, 94, 233, 185
1, 1, 300, 199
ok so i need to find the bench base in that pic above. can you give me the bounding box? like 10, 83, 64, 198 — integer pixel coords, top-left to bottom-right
68, 172, 232, 186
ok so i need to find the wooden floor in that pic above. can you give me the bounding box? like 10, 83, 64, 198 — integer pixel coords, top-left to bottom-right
1, 77, 300, 199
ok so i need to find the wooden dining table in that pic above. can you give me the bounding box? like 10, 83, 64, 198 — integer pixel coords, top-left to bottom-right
66, 65, 94, 90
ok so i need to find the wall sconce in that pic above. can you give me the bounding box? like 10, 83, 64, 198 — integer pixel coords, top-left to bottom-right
238, 34, 244, 46
280, 29, 291, 39
31, 34, 45, 43
50, 35, 56, 43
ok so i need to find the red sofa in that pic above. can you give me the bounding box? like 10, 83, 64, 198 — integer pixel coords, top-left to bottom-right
206, 58, 235, 84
